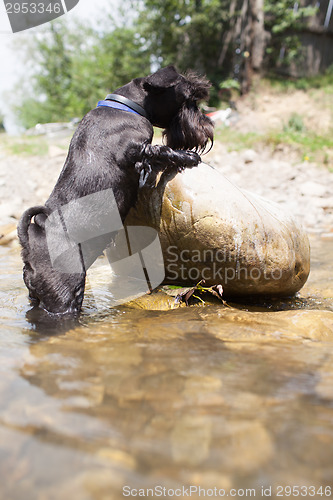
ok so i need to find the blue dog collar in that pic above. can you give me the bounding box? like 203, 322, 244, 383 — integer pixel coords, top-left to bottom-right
97, 100, 143, 116
97, 93, 148, 119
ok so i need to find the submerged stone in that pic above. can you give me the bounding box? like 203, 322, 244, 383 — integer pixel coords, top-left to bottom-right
126, 163, 310, 297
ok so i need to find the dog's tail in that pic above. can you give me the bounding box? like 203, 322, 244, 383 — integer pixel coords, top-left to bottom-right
17, 205, 49, 249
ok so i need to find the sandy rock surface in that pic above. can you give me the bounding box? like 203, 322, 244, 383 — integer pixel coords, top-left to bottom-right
127, 163, 310, 296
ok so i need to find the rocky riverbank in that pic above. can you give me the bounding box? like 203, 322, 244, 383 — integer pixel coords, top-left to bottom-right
1, 135, 332, 245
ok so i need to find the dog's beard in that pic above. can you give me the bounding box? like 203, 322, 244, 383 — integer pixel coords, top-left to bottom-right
163, 103, 214, 154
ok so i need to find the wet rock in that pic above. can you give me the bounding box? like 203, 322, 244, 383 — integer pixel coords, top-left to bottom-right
217, 420, 274, 473
203, 309, 333, 343
181, 471, 232, 492
315, 357, 333, 400
0, 223, 17, 245
182, 375, 224, 408
125, 291, 178, 310
96, 448, 137, 470
127, 163, 310, 297
171, 415, 212, 465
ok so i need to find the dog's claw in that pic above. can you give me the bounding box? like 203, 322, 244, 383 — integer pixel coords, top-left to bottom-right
176, 150, 201, 172
186, 151, 201, 164
139, 169, 150, 187
136, 161, 158, 188
135, 160, 153, 187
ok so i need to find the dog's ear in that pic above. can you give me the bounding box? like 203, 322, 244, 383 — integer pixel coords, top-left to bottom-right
143, 65, 182, 92
182, 71, 212, 102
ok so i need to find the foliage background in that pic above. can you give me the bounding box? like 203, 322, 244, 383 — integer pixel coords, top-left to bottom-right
14, 0, 326, 128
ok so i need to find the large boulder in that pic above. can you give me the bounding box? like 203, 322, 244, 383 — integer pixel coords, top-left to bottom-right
126, 163, 310, 297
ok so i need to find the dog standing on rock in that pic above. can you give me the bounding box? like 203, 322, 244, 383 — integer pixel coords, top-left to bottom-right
18, 66, 214, 315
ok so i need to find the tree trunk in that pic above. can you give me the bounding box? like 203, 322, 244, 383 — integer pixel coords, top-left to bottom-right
218, 0, 238, 67
218, 0, 267, 93
249, 0, 266, 71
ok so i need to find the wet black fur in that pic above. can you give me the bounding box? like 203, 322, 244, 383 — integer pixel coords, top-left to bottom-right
18, 65, 214, 315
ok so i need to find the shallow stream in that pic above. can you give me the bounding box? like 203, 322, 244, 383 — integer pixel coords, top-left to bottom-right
0, 236, 333, 499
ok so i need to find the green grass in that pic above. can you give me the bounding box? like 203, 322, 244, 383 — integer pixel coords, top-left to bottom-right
214, 127, 260, 152
263, 66, 333, 94
215, 124, 333, 167
264, 130, 333, 163
0, 135, 49, 156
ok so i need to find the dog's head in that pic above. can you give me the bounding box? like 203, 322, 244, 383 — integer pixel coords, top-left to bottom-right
18, 206, 86, 316
142, 65, 214, 153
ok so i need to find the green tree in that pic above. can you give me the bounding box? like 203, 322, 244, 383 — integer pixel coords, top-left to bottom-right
134, 0, 234, 89
264, 0, 317, 70
134, 0, 318, 94
15, 15, 150, 128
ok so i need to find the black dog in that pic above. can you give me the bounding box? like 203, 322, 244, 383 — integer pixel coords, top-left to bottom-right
18, 66, 214, 315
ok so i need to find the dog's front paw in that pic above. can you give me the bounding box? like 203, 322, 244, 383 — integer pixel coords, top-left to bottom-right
177, 150, 201, 172
186, 150, 201, 164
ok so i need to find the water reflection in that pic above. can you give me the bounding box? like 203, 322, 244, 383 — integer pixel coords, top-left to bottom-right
0, 238, 332, 499
25, 306, 80, 335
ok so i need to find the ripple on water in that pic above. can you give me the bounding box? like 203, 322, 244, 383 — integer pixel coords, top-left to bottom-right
0, 240, 332, 499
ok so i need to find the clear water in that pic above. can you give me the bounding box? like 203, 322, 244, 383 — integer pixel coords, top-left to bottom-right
0, 237, 333, 499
